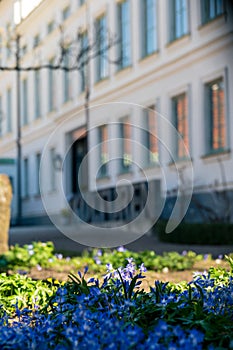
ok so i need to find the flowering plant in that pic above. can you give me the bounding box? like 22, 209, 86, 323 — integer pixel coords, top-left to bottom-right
0, 248, 232, 349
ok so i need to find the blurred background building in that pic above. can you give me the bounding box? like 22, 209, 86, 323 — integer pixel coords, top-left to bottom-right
0, 0, 232, 226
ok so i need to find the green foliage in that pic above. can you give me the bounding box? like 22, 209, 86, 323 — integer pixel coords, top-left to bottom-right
0, 250, 232, 349
0, 273, 59, 316
0, 241, 203, 274
68, 269, 90, 296
0, 241, 55, 271
89, 248, 202, 272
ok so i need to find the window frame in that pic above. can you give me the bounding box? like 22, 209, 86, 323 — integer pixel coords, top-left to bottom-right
0, 34, 2, 65
204, 77, 227, 154
33, 34, 40, 48
200, 0, 226, 25
142, 105, 159, 166
62, 6, 70, 21
34, 70, 41, 119
63, 54, 71, 103
6, 23, 11, 58
0, 95, 2, 137
169, 0, 189, 43
22, 78, 28, 126
117, 0, 131, 70
23, 157, 29, 198
50, 148, 57, 192
7, 88, 12, 133
97, 125, 109, 178
141, 0, 158, 58
119, 117, 132, 173
48, 57, 55, 112
47, 20, 55, 34
171, 92, 190, 160
95, 14, 109, 82
35, 152, 41, 196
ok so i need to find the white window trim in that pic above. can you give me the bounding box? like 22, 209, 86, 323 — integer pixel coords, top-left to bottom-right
95, 13, 109, 82
168, 0, 190, 43
169, 86, 191, 161
200, 67, 229, 154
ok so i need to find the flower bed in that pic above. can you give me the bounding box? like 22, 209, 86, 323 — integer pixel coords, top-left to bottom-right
0, 243, 232, 349
0, 242, 204, 274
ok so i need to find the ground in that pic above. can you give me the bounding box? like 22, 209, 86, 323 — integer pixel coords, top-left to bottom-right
24, 258, 229, 291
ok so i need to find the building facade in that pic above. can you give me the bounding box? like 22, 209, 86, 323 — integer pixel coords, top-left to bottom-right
0, 0, 233, 225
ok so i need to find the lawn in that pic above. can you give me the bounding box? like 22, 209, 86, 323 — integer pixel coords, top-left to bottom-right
0, 242, 232, 349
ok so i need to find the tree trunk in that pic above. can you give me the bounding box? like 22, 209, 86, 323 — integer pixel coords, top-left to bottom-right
0, 174, 12, 253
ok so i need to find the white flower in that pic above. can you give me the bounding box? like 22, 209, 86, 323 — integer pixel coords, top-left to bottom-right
215, 259, 221, 265
36, 264, 42, 271
162, 267, 169, 274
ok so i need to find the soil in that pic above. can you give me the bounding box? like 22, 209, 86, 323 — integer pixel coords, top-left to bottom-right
26, 259, 229, 290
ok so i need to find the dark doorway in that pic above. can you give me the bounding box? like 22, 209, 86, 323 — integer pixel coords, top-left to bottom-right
72, 136, 88, 194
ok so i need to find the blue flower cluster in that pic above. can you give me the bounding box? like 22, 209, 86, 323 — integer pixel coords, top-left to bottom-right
0, 307, 204, 349
0, 258, 232, 349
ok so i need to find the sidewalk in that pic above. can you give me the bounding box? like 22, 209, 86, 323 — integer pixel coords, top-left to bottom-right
9, 224, 233, 258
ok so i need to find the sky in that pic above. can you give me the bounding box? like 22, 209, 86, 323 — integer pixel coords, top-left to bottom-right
14, 0, 43, 24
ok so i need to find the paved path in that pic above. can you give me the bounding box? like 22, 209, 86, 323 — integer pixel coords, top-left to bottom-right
9, 224, 233, 258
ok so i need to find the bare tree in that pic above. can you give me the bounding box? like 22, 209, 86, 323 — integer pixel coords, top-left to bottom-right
0, 19, 121, 225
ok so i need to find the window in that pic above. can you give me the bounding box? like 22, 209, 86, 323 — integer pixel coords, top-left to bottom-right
119, 118, 132, 172
22, 45, 27, 56
6, 23, 11, 59
33, 34, 40, 48
50, 148, 56, 191
0, 34, 2, 64
170, 0, 188, 42
98, 125, 108, 177
201, 0, 225, 24
172, 93, 189, 159
48, 58, 55, 111
142, 106, 159, 165
7, 88, 12, 132
141, 0, 158, 57
205, 78, 226, 153
47, 20, 54, 34
35, 153, 41, 195
34, 71, 41, 118
63, 6, 70, 20
63, 54, 71, 102
80, 31, 88, 92
96, 15, 108, 81
117, 0, 131, 69
23, 157, 29, 198
0, 95, 2, 137
22, 79, 28, 125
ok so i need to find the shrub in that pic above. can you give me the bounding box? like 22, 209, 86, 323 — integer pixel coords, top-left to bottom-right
156, 221, 233, 245
0, 257, 232, 349
0, 241, 55, 271
0, 242, 203, 273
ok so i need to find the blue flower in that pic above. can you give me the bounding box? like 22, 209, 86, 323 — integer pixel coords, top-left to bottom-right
55, 253, 63, 260
139, 263, 147, 273
117, 246, 126, 253
106, 263, 113, 272
96, 249, 102, 256
94, 258, 101, 265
